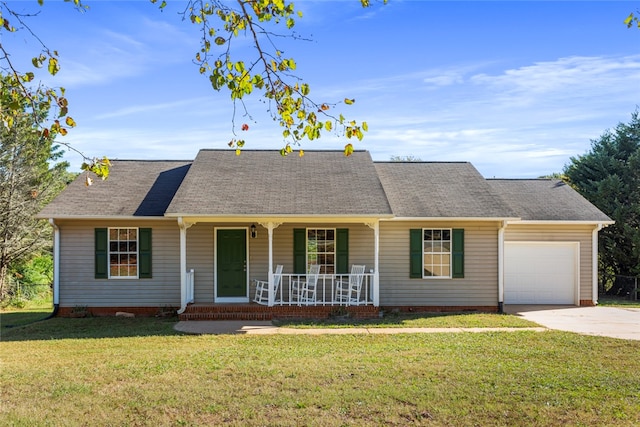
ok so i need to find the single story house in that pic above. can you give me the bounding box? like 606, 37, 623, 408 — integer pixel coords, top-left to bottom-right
38, 149, 613, 318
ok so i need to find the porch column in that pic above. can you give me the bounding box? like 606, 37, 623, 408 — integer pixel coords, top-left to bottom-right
366, 221, 380, 307
260, 222, 282, 307
177, 218, 194, 314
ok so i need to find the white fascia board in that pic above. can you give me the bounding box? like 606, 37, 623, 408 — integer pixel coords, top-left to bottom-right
504, 220, 615, 226
385, 217, 521, 222
34, 215, 174, 221
164, 214, 393, 223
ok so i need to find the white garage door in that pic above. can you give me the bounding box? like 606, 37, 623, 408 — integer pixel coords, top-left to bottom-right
504, 242, 579, 305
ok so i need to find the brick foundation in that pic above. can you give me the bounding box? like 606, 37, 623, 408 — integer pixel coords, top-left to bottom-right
580, 300, 596, 307
57, 306, 163, 318
56, 304, 503, 320
380, 305, 499, 314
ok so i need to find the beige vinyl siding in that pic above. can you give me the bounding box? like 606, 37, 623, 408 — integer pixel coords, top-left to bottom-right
186, 223, 215, 302
503, 224, 595, 302
379, 221, 501, 307
57, 220, 180, 307
185, 222, 378, 303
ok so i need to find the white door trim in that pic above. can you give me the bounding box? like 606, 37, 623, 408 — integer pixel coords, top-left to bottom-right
214, 226, 250, 303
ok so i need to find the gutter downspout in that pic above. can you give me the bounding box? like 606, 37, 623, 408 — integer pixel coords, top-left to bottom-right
497, 221, 506, 314
592, 224, 603, 306
47, 219, 60, 318
177, 217, 188, 314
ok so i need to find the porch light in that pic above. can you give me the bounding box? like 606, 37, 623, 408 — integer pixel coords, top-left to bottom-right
250, 224, 257, 239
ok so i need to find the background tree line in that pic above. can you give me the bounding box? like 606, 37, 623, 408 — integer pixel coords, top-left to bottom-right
0, 74, 74, 307
563, 111, 640, 296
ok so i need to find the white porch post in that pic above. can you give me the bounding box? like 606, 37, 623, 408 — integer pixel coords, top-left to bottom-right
49, 219, 60, 306
367, 221, 380, 307
177, 218, 194, 314
260, 222, 281, 307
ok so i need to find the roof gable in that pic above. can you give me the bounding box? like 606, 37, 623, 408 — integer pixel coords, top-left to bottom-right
165, 150, 392, 217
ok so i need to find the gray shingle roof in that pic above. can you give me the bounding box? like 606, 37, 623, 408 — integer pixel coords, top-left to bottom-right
165, 150, 393, 217
486, 179, 612, 222
374, 162, 518, 218
37, 160, 192, 218
38, 151, 612, 223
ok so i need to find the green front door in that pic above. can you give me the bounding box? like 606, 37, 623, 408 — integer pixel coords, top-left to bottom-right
216, 229, 247, 300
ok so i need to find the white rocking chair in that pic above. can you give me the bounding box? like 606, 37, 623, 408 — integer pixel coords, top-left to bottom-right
253, 264, 283, 305
292, 264, 321, 305
335, 265, 366, 305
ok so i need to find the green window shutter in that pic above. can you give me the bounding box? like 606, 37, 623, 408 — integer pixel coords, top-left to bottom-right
293, 228, 306, 274
139, 228, 152, 279
409, 229, 423, 278
95, 228, 108, 279
336, 228, 349, 274
452, 228, 464, 278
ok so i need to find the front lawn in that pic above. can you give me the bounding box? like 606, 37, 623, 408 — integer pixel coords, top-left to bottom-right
275, 311, 539, 328
598, 296, 640, 308
1, 316, 639, 426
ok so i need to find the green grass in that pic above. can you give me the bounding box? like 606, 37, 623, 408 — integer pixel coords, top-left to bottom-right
275, 311, 540, 328
599, 296, 640, 308
0, 299, 54, 330
1, 316, 639, 426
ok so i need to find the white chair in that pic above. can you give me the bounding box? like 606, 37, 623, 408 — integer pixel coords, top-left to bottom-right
253, 264, 283, 305
292, 264, 321, 305
335, 265, 366, 305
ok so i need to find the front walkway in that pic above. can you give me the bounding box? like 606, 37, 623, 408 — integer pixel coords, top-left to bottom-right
174, 320, 545, 335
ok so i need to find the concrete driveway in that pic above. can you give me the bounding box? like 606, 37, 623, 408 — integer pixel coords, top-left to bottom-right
505, 305, 640, 341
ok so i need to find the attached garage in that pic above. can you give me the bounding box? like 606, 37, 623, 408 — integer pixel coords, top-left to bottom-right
504, 242, 579, 305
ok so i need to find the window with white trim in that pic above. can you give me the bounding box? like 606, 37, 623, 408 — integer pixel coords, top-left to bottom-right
109, 228, 138, 278
307, 228, 335, 274
423, 228, 451, 278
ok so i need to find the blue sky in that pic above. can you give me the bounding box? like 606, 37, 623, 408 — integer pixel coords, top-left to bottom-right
4, 0, 640, 177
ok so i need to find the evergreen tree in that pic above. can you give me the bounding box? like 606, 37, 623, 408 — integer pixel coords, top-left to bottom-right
564, 112, 640, 280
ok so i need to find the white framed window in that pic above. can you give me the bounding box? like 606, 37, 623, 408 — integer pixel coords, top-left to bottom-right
423, 228, 451, 278
307, 228, 335, 274
108, 227, 138, 278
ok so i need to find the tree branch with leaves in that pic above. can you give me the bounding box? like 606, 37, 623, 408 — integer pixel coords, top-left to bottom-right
1, 0, 110, 185
165, 0, 372, 157
2, 0, 379, 186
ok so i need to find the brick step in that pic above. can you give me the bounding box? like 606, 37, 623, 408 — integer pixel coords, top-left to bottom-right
179, 304, 379, 321
179, 311, 272, 321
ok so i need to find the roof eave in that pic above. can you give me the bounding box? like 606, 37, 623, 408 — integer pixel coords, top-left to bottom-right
166, 213, 394, 223
505, 220, 615, 226
36, 215, 173, 221
386, 216, 522, 222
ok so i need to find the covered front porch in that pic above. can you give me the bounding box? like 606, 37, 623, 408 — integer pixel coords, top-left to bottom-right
174, 218, 384, 314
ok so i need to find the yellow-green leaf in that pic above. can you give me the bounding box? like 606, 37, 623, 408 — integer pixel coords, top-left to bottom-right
362, 121, 369, 132
324, 120, 332, 131
65, 116, 77, 127
48, 57, 59, 76
344, 98, 355, 105
344, 143, 354, 156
